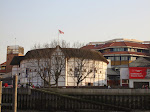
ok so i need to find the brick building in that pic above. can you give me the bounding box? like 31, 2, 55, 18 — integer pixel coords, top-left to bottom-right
0, 45, 24, 78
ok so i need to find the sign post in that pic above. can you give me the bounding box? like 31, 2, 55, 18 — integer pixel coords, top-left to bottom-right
13, 75, 18, 112
0, 80, 2, 112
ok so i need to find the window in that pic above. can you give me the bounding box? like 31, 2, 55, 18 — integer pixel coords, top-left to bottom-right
131, 57, 136, 61
122, 79, 129, 84
70, 68, 72, 71
104, 49, 110, 53
99, 50, 103, 53
74, 67, 79, 77
108, 57, 114, 61
94, 68, 97, 73
115, 57, 120, 61
90, 69, 93, 72
144, 50, 149, 53
124, 48, 128, 51
121, 56, 128, 61
26, 68, 29, 74
114, 48, 124, 52
55, 57, 61, 61
94, 44, 99, 47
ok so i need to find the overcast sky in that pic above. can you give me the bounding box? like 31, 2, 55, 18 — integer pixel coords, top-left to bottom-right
0, 0, 150, 63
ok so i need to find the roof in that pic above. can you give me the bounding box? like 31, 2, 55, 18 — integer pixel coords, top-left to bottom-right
0, 62, 6, 66
145, 44, 150, 48
112, 65, 128, 68
10, 56, 25, 65
11, 46, 109, 65
89, 38, 146, 44
129, 57, 150, 67
102, 51, 150, 56
61, 48, 108, 63
107, 68, 120, 76
24, 48, 55, 59
82, 42, 150, 49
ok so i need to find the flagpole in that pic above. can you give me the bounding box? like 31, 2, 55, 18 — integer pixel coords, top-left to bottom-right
58, 30, 59, 45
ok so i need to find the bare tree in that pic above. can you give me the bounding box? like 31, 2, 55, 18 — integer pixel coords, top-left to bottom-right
43, 39, 70, 48
72, 41, 85, 48
36, 54, 52, 87
31, 39, 85, 49
26, 46, 53, 87
29, 39, 85, 87
67, 49, 96, 87
29, 40, 69, 87
50, 48, 66, 87
76, 59, 94, 87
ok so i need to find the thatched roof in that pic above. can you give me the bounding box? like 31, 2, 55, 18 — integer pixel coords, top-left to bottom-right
61, 48, 108, 63
11, 46, 108, 65
24, 48, 55, 59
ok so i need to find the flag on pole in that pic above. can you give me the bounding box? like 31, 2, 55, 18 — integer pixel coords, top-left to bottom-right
59, 30, 64, 34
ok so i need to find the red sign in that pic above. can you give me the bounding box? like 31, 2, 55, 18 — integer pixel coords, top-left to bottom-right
129, 67, 150, 79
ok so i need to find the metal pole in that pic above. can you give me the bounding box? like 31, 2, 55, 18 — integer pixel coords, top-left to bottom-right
58, 30, 60, 45
0, 80, 2, 112
13, 75, 18, 112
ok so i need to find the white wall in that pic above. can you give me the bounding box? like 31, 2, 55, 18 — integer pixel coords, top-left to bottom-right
107, 59, 111, 68
120, 67, 129, 86
18, 47, 66, 87
66, 58, 107, 86
20, 60, 43, 87
12, 47, 108, 87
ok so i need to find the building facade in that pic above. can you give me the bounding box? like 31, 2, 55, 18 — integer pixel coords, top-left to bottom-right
120, 57, 150, 88
0, 45, 24, 81
11, 46, 108, 87
6, 45, 24, 73
82, 38, 150, 67
0, 62, 6, 76
82, 38, 150, 88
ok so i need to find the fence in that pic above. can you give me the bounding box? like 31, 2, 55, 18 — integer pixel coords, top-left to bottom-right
2, 88, 131, 111
0, 75, 18, 112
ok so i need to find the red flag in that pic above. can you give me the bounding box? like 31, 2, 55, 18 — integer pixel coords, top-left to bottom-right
59, 30, 64, 34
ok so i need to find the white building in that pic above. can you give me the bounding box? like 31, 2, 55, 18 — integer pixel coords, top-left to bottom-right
120, 57, 150, 88
11, 46, 108, 87
120, 67, 129, 87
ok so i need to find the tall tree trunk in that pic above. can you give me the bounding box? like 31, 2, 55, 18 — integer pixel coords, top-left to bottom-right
56, 79, 58, 88
77, 82, 80, 88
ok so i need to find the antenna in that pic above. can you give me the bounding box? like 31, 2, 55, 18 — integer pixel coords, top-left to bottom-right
15, 38, 16, 54
15, 38, 16, 46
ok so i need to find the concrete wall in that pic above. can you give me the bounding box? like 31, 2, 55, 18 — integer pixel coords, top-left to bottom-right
44, 88, 150, 95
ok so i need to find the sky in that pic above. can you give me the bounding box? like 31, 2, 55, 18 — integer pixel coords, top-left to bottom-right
0, 0, 150, 63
